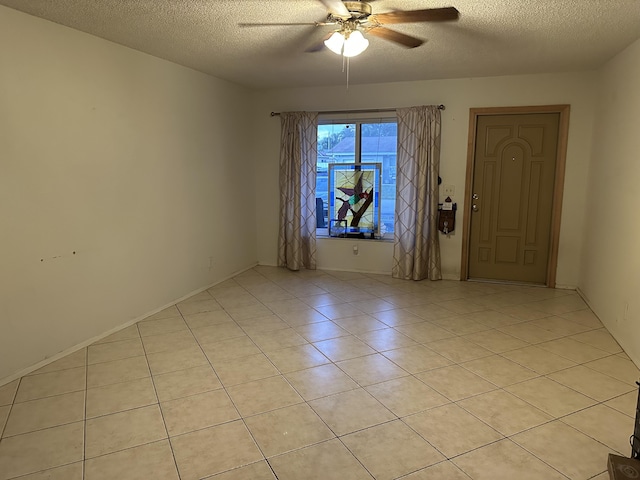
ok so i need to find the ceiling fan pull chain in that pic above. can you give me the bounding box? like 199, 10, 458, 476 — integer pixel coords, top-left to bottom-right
346, 57, 350, 89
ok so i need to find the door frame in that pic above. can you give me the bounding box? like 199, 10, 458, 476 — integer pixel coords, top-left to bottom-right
460, 105, 571, 287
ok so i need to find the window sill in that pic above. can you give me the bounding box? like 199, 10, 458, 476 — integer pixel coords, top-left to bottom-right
316, 232, 394, 243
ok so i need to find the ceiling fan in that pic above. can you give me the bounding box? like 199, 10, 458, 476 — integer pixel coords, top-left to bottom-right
239, 0, 460, 57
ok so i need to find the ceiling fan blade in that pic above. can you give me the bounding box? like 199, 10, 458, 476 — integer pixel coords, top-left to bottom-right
369, 7, 459, 25
318, 0, 351, 18
366, 27, 424, 48
239, 22, 326, 27
306, 32, 335, 53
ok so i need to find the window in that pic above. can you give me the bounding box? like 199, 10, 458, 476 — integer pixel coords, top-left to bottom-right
316, 116, 397, 239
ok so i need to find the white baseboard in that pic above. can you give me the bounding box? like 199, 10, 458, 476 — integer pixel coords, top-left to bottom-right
0, 263, 258, 387
441, 273, 461, 281
575, 287, 639, 370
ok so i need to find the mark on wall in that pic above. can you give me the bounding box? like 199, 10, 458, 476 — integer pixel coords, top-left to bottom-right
40, 251, 77, 262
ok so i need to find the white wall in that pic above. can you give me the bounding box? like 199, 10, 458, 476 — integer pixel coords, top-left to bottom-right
579, 38, 640, 366
0, 7, 258, 382
253, 72, 598, 285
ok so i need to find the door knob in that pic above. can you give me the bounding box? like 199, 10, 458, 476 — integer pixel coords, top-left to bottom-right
472, 204, 479, 212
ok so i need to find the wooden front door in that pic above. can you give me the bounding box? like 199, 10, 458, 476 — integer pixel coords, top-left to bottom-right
465, 109, 567, 285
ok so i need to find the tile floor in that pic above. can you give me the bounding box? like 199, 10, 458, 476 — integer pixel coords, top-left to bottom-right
0, 267, 639, 480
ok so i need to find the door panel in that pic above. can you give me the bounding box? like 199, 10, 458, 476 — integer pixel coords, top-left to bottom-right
468, 113, 560, 284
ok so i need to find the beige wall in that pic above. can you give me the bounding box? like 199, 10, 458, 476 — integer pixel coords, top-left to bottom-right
579, 37, 640, 366
0, 7, 258, 382
253, 73, 598, 285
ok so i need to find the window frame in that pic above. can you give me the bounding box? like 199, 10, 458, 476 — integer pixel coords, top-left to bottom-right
316, 112, 397, 240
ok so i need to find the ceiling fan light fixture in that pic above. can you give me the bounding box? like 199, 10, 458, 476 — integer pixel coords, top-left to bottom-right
342, 30, 369, 57
324, 31, 345, 55
324, 29, 369, 57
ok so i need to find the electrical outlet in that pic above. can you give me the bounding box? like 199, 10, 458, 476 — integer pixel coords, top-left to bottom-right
444, 185, 455, 197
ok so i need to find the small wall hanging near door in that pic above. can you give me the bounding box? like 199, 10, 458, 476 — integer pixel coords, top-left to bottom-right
438, 197, 456, 234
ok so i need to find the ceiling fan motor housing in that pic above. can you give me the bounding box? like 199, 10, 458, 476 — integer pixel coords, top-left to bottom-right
342, 1, 372, 19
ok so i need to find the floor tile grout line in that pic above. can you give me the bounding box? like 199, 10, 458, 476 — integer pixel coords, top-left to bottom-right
488, 437, 573, 480
450, 372, 629, 441
395, 459, 473, 480
0, 377, 21, 443
74, 439, 173, 468
512, 423, 611, 478
449, 356, 629, 411
82, 346, 88, 480
555, 416, 630, 457
603, 391, 638, 418
333, 433, 383, 479
176, 296, 276, 473
542, 359, 639, 397
398, 409, 505, 463
136, 321, 183, 480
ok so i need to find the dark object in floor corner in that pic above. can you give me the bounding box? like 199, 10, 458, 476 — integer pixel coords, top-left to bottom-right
608, 381, 640, 479
608, 454, 640, 480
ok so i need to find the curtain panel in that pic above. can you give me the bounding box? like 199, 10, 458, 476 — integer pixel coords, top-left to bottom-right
277, 112, 319, 271
392, 105, 442, 281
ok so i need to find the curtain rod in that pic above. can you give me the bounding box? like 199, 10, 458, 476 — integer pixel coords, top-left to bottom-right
270, 105, 445, 117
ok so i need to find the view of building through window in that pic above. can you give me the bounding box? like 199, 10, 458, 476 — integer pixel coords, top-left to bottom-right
317, 119, 397, 236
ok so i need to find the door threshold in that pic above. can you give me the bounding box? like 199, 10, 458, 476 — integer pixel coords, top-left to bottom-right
466, 278, 550, 288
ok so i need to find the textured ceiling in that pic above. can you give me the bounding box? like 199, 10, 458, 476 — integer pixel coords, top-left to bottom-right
2, 0, 640, 89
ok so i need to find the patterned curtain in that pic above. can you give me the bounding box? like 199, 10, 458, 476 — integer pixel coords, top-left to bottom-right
392, 105, 442, 280
277, 112, 319, 271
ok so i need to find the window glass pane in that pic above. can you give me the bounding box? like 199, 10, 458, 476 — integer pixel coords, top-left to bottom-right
361, 121, 396, 234
317, 124, 356, 229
